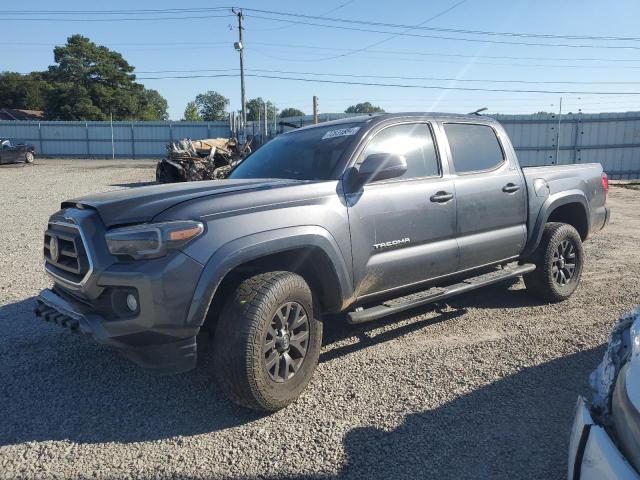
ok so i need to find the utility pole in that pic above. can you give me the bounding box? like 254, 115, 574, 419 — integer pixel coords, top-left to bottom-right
110, 110, 115, 160
232, 8, 246, 135
555, 96, 562, 165
313, 96, 318, 124
263, 101, 268, 139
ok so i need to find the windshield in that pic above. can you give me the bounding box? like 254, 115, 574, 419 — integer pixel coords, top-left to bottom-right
229, 122, 362, 180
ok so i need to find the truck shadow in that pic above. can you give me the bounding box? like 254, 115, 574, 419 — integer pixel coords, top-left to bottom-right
0, 297, 262, 446
447, 281, 549, 310
275, 346, 605, 480
0, 284, 557, 449
321, 306, 467, 364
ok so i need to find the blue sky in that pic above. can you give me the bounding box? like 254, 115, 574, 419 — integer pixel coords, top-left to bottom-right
4, 0, 640, 119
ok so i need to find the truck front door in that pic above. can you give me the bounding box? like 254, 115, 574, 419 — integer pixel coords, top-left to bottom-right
442, 122, 527, 271
346, 121, 458, 299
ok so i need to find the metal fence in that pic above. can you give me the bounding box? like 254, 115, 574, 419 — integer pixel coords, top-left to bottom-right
496, 112, 640, 180
0, 121, 231, 158
1, 111, 639, 179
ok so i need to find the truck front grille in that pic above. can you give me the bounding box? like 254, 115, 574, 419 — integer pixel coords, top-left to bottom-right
44, 223, 91, 285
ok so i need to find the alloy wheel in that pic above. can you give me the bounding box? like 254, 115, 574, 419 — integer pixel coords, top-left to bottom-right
263, 302, 310, 383
552, 239, 577, 286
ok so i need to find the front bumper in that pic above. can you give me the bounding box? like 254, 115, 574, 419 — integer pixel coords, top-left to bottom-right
38, 207, 207, 374
568, 396, 639, 480
36, 288, 199, 374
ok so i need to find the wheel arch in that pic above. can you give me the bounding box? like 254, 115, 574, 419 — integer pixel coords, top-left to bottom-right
523, 191, 590, 258
185, 226, 354, 331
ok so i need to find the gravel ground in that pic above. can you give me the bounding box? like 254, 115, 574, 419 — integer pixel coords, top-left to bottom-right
1, 159, 638, 480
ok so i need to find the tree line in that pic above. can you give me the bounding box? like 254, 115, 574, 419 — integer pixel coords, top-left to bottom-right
182, 96, 385, 121
0, 35, 168, 121
1, 35, 386, 122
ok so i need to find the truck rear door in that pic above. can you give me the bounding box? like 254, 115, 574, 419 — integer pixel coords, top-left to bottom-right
441, 122, 527, 271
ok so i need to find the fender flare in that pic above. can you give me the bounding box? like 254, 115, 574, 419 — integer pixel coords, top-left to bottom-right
522, 190, 590, 258
184, 225, 354, 327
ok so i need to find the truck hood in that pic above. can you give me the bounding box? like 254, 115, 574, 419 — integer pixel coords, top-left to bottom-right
63, 179, 299, 227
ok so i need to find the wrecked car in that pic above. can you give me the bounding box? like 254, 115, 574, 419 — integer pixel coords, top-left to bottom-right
0, 139, 35, 164
569, 308, 640, 479
155, 137, 250, 183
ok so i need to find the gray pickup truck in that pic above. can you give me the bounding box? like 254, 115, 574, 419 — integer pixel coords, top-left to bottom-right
37, 113, 610, 411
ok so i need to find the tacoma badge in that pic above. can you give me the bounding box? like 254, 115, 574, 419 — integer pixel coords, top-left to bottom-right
373, 238, 411, 250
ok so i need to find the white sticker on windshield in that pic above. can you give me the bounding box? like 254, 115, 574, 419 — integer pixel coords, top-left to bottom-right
321, 126, 360, 140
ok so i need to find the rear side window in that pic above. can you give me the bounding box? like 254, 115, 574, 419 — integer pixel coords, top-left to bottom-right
444, 123, 504, 174
362, 123, 439, 180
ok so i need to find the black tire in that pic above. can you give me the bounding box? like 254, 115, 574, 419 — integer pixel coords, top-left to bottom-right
212, 271, 322, 411
24, 152, 34, 163
524, 222, 584, 302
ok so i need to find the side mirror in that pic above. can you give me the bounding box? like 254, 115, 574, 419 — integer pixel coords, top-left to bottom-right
358, 153, 407, 184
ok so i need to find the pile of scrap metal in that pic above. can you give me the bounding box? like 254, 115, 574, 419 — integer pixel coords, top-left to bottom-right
156, 137, 251, 183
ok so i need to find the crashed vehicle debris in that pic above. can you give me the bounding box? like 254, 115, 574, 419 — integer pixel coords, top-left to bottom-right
569, 307, 640, 479
156, 137, 250, 183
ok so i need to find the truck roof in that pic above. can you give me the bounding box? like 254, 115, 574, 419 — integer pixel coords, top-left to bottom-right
292, 112, 498, 133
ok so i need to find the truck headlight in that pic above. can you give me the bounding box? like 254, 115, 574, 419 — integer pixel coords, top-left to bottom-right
105, 221, 204, 260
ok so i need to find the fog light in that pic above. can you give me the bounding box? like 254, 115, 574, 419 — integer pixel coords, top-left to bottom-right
126, 293, 138, 312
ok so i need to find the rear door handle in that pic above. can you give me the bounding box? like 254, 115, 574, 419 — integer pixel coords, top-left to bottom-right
430, 191, 454, 203
502, 183, 521, 193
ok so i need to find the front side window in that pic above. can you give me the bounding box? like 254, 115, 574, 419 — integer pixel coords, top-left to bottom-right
228, 122, 362, 180
361, 123, 439, 180
443, 123, 504, 174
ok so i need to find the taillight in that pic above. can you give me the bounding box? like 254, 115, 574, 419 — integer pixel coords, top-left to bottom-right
602, 172, 609, 202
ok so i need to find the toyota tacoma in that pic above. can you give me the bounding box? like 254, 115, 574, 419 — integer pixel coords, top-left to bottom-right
36, 113, 610, 411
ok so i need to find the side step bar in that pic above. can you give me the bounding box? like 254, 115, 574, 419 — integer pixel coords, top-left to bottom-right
347, 263, 536, 324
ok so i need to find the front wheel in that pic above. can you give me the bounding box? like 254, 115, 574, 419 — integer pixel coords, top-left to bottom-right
212, 271, 322, 411
524, 222, 584, 302
24, 152, 34, 163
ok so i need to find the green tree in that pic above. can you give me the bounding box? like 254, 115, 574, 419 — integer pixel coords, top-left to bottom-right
279, 107, 305, 118
246, 97, 277, 121
43, 34, 168, 120
138, 89, 168, 120
194, 91, 229, 121
183, 101, 202, 121
0, 72, 50, 110
344, 102, 385, 114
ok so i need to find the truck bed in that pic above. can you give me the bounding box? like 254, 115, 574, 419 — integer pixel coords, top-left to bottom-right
522, 163, 608, 246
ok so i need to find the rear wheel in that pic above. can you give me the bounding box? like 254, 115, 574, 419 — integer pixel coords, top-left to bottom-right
524, 222, 584, 302
212, 271, 322, 411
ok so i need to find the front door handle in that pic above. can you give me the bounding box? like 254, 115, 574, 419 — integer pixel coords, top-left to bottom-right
430, 191, 454, 203
502, 183, 521, 193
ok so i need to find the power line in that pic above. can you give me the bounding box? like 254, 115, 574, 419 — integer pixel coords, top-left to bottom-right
249, 47, 640, 69
247, 42, 640, 63
2, 7, 231, 14
132, 67, 640, 85
249, 0, 357, 32
317, 0, 468, 61
2, 13, 233, 22
136, 72, 640, 95
6, 39, 640, 63
245, 14, 640, 50
5, 5, 639, 44
241, 7, 640, 43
